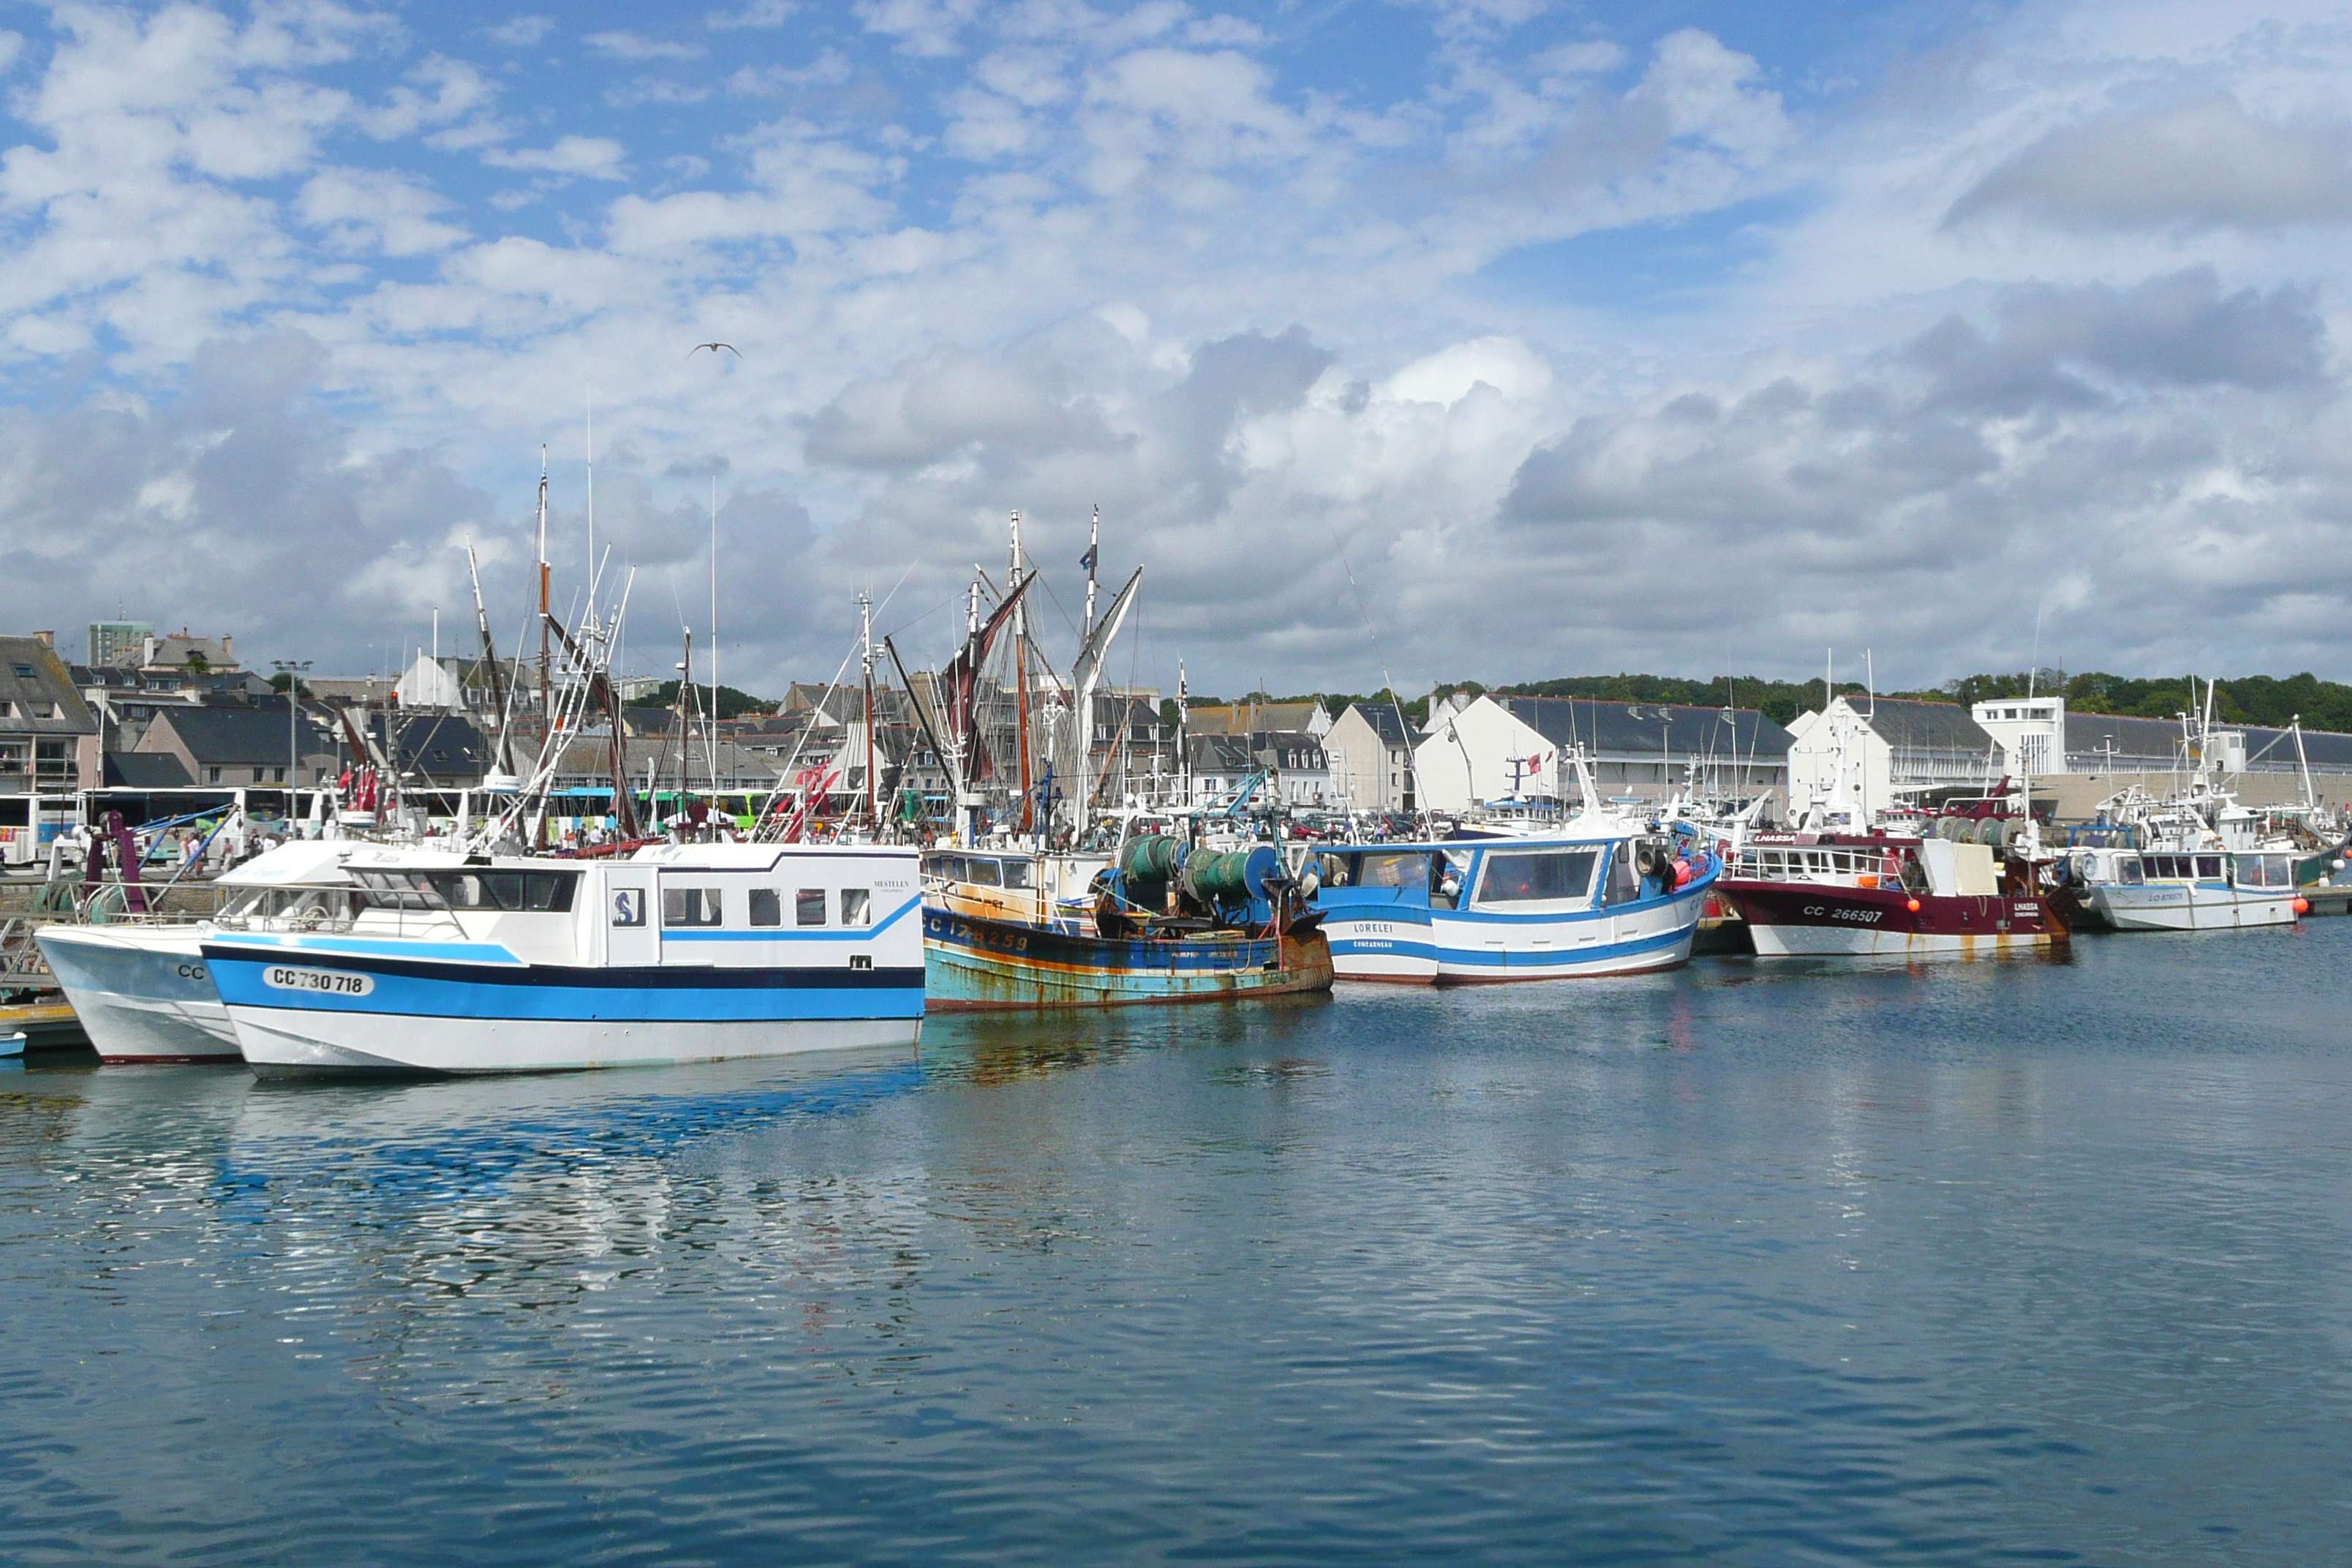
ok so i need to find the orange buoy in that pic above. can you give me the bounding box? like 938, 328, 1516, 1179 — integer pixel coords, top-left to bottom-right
1906, 898, 1922, 913
2294, 897, 2312, 916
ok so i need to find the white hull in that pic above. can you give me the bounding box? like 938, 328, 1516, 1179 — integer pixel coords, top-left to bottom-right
1430, 890, 1708, 983
2090, 884, 2298, 932
1322, 915, 1439, 984
1746, 924, 2052, 958
34, 924, 240, 1063
231, 1007, 924, 1077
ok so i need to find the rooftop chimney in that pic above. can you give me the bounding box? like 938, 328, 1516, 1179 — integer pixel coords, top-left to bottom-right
33, 630, 53, 648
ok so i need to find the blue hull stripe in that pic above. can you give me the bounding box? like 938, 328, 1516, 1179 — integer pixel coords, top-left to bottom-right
202, 948, 922, 1025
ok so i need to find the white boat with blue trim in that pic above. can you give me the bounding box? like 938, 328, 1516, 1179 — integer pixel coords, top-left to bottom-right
203, 843, 924, 1076
35, 841, 358, 1064
1308, 822, 1719, 984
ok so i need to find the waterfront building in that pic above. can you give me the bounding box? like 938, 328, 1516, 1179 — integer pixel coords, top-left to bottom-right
1967, 696, 2352, 813
132, 703, 339, 788
0, 633, 99, 794
1782, 697, 1998, 818
105, 629, 241, 676
1324, 702, 1417, 814
1414, 695, 1791, 813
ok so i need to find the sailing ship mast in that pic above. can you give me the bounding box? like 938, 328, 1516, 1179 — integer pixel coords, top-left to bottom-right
536, 448, 551, 734
463, 539, 516, 777
1011, 512, 1033, 832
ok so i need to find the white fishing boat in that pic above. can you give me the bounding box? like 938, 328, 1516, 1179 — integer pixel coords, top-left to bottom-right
34, 840, 358, 1064
205, 843, 924, 1076
2087, 849, 2303, 931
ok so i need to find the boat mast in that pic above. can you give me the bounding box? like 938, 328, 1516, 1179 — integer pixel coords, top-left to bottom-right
709, 476, 720, 802
464, 538, 514, 776
1177, 659, 1190, 807
536, 448, 551, 735
1082, 505, 1100, 796
860, 590, 877, 833
1011, 511, 1032, 832
673, 626, 695, 821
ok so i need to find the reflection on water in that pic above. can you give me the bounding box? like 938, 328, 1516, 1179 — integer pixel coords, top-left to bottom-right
6, 929, 2352, 1564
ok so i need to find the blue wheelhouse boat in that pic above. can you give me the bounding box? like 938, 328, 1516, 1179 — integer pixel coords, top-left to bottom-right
1308, 822, 1719, 984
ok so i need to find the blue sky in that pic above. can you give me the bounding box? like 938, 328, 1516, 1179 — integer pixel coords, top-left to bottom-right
0, 0, 2346, 698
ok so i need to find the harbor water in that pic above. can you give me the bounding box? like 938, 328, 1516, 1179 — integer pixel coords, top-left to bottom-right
5, 929, 2351, 1564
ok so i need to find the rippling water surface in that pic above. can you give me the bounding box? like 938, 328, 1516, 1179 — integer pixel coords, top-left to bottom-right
7, 927, 2352, 1564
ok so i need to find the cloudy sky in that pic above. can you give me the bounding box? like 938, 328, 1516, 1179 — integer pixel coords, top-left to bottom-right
0, 0, 2345, 698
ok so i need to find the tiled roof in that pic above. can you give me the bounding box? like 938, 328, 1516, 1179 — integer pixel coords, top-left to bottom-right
0, 637, 96, 735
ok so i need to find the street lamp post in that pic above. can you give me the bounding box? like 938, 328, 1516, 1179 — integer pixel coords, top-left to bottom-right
273, 660, 313, 818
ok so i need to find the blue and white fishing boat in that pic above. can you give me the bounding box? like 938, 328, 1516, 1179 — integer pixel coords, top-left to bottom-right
203, 843, 924, 1075
1309, 821, 1719, 984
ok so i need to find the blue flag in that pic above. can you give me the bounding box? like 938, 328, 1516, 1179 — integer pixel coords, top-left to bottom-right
1079, 543, 1097, 573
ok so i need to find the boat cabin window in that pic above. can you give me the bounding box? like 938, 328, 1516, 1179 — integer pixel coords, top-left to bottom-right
796, 889, 827, 926
348, 870, 444, 911
965, 858, 1003, 887
663, 887, 723, 927
925, 854, 963, 883
2117, 857, 2145, 884
1359, 851, 1429, 890
229, 887, 360, 923
841, 889, 870, 926
1600, 843, 1641, 907
423, 870, 578, 912
2195, 855, 2223, 880
750, 889, 781, 927
1000, 860, 1033, 890
2235, 854, 2294, 889
1474, 848, 1599, 905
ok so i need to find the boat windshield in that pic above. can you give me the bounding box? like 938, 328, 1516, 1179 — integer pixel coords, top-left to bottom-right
423, 870, 578, 912
1319, 850, 1430, 889
1475, 848, 1599, 904
347, 869, 578, 912
2234, 853, 2295, 889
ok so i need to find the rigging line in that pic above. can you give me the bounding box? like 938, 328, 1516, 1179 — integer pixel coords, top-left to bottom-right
870, 557, 920, 623
755, 633, 864, 828
1336, 551, 1424, 809
880, 589, 963, 648
1029, 566, 1085, 647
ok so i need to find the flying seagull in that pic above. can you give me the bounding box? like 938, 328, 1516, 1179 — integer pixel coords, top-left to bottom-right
688, 342, 742, 358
